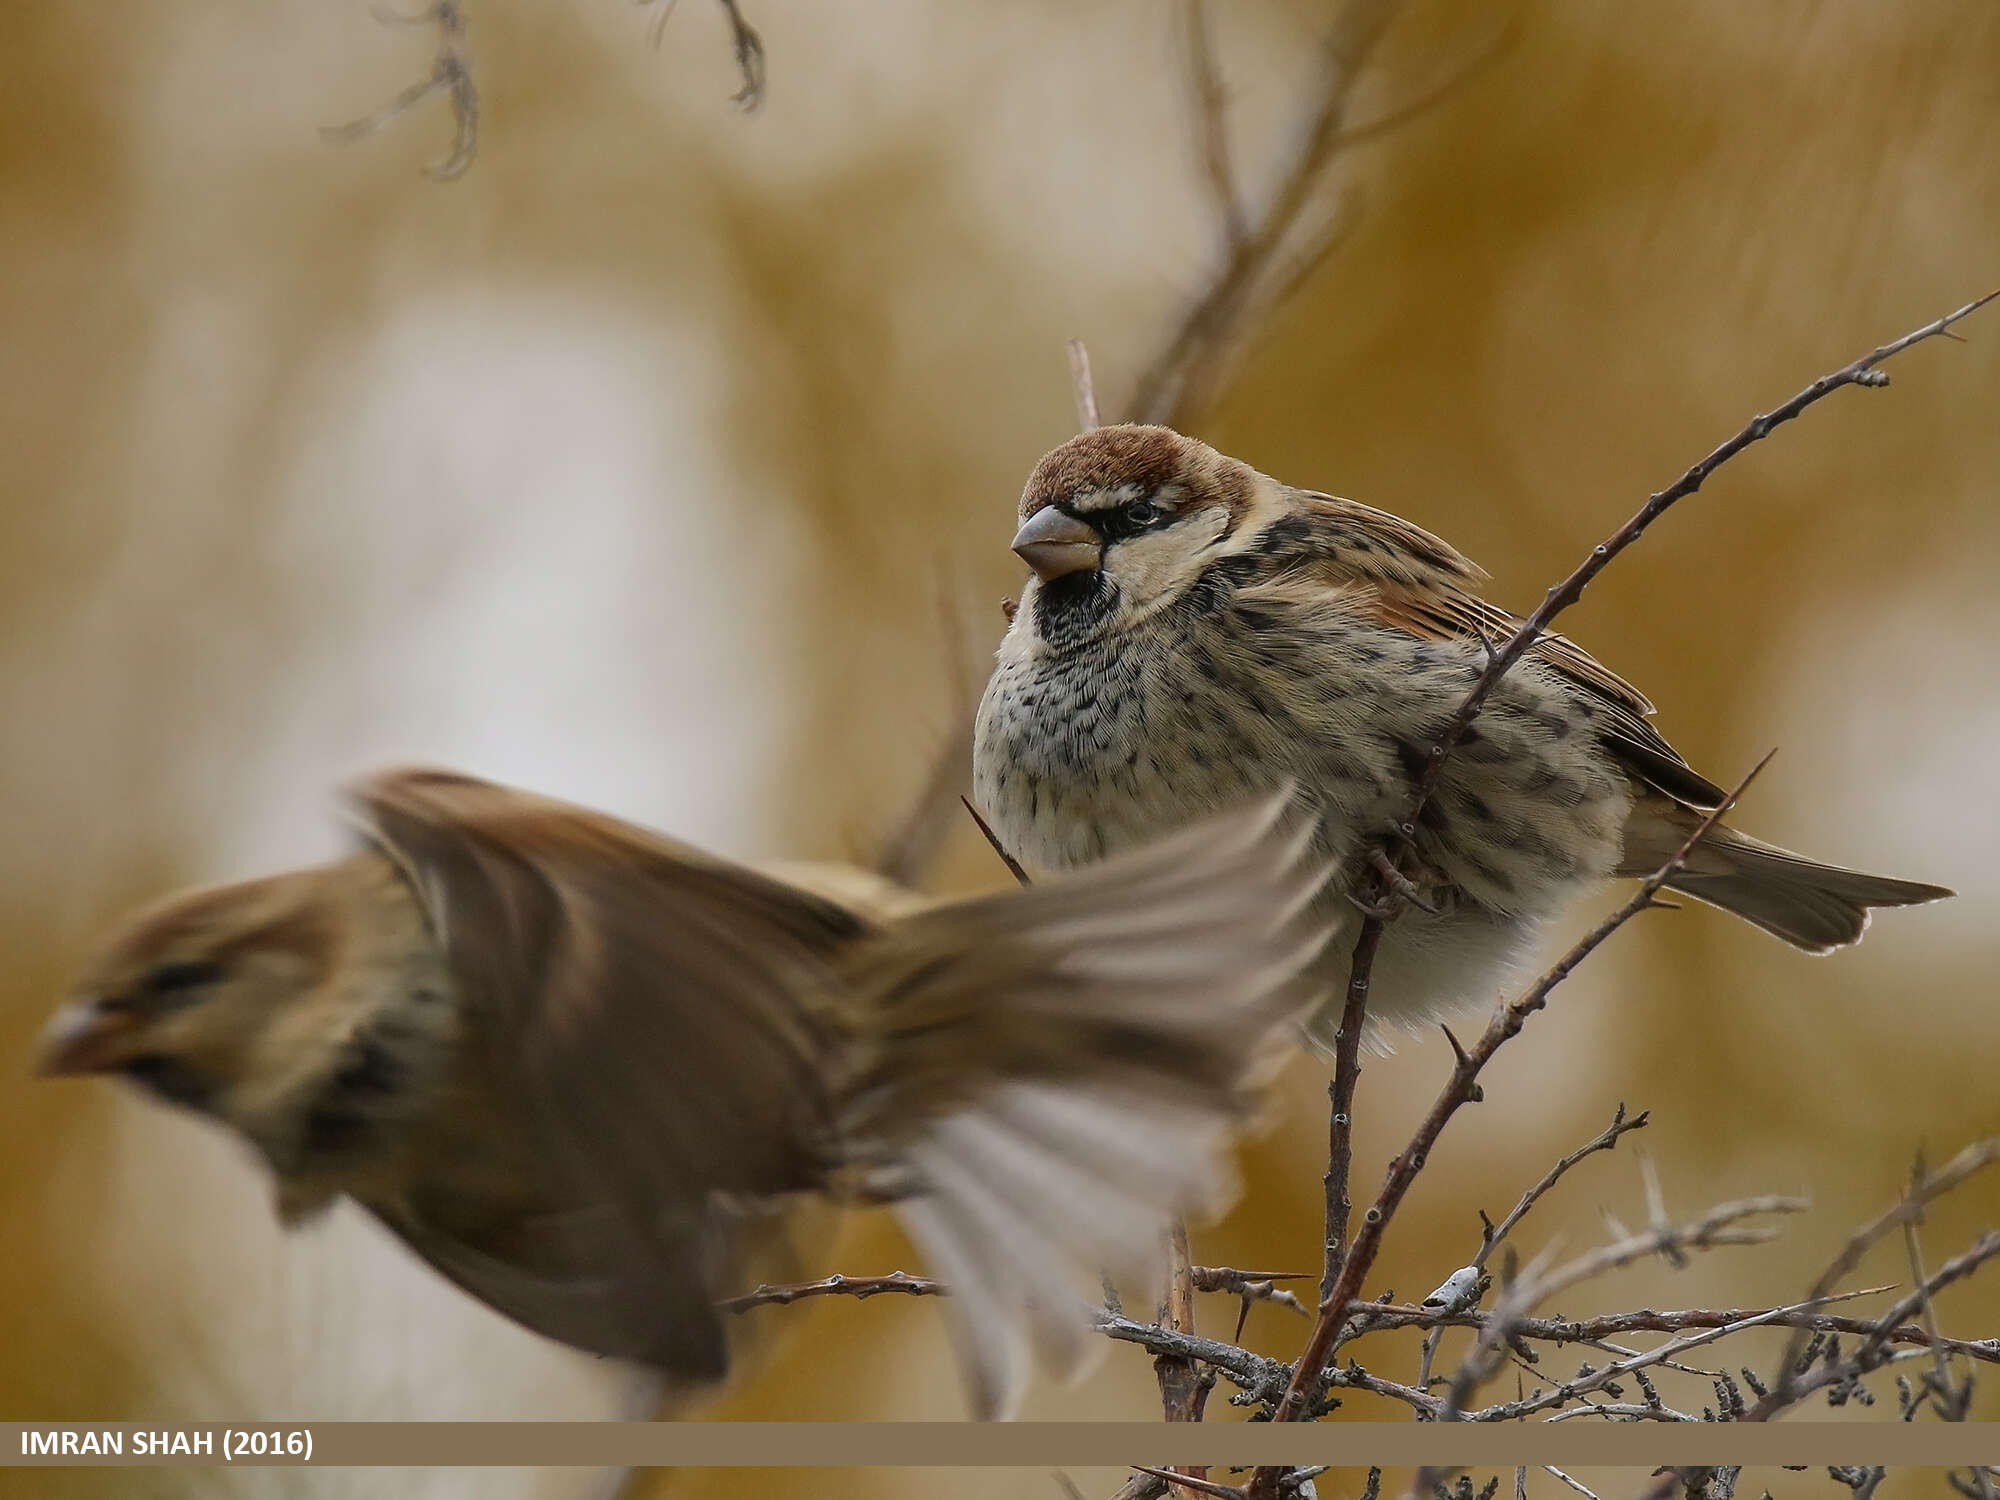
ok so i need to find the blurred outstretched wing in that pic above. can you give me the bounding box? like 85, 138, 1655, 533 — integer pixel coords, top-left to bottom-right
840, 790, 1336, 1417
347, 766, 862, 1376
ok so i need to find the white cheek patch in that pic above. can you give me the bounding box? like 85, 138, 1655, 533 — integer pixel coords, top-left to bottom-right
1108, 506, 1231, 609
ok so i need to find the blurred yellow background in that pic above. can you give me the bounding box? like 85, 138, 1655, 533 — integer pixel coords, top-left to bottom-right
3, 2, 1997, 1498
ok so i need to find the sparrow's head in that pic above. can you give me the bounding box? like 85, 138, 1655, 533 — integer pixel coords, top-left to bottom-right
40, 873, 341, 1114
36, 854, 445, 1182
1008, 424, 1275, 648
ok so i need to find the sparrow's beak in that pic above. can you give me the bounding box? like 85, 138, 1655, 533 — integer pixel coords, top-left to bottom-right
1011, 508, 1102, 583
36, 999, 141, 1076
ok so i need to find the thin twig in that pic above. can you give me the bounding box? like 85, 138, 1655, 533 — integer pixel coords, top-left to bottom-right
639, 0, 767, 106
1191, 1266, 1312, 1332
1329, 14, 1518, 150
1069, 339, 1103, 432
1182, 0, 1247, 249
713, 0, 767, 106
1543, 1470, 1603, 1500
1420, 1104, 1651, 1389
1623, 1235, 2000, 1500
718, 1270, 944, 1313
1899, 1151, 1974, 1423
1129, 0, 1406, 426
960, 796, 1033, 887
1333, 1286, 2000, 1367
1093, 1312, 1285, 1394
1484, 1103, 1652, 1267
324, 1, 478, 180
1751, 1137, 2000, 1417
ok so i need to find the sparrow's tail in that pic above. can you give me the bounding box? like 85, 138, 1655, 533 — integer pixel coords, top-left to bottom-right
833, 793, 1334, 1419
1620, 803, 1952, 953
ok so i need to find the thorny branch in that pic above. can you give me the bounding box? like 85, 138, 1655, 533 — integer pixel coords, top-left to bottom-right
1436, 1193, 1807, 1424
1236, 291, 2000, 1494
1418, 1105, 1651, 1391
1263, 751, 1776, 1452
1755, 1137, 2000, 1418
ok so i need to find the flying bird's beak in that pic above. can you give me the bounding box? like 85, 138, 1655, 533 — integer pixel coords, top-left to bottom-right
1010, 508, 1102, 583
35, 998, 141, 1076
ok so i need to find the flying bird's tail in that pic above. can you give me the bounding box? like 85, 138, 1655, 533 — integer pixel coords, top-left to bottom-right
833, 792, 1334, 1419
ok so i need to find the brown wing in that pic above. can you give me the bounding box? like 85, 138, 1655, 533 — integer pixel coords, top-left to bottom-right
346, 766, 863, 1375
1290, 493, 1728, 810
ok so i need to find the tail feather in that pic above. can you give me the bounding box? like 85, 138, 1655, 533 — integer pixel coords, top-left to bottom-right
836, 790, 1336, 1418
1620, 807, 1952, 954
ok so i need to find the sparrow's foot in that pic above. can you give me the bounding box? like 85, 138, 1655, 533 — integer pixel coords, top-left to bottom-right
1369, 847, 1441, 917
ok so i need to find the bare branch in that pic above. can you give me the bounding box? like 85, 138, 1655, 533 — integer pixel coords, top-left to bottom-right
324, 1, 478, 181
718, 1269, 943, 1313
1191, 1265, 1312, 1328
639, 0, 767, 107
961, 795, 1033, 887
1182, 0, 1247, 250
1329, 14, 1518, 150
1752, 1138, 2000, 1416
1154, 1220, 1213, 1498
1337, 1286, 2000, 1367
1899, 1154, 1974, 1422
1422, 1104, 1651, 1390
1392, 288, 2000, 856
1485, 1105, 1654, 1262
1129, 0, 1406, 427
1318, 914, 1383, 1304
713, 0, 767, 107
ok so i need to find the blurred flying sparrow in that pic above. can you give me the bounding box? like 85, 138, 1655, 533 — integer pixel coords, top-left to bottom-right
37, 766, 1331, 1418
973, 424, 1950, 1048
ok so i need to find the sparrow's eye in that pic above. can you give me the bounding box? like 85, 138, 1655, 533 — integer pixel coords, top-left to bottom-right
1122, 500, 1161, 528
143, 960, 225, 1000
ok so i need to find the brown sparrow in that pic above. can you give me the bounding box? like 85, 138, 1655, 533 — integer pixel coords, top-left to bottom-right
36, 766, 1330, 1418
972, 424, 1951, 1048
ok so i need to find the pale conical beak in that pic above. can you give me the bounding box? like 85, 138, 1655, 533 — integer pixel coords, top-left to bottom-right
1010, 508, 1102, 583
35, 999, 141, 1076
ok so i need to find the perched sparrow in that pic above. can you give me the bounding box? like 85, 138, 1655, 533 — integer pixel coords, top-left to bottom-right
38, 767, 1330, 1418
973, 424, 1951, 1047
